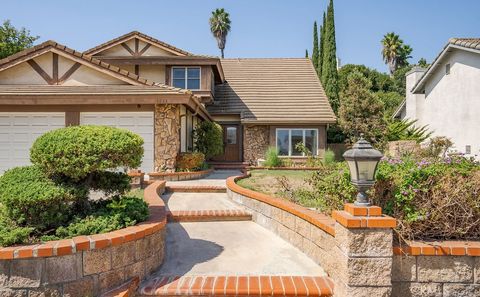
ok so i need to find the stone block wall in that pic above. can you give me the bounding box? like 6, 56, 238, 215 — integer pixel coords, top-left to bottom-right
0, 230, 165, 296
387, 140, 420, 158
392, 246, 480, 296
243, 125, 270, 165
0, 181, 167, 296
154, 104, 180, 172
226, 175, 396, 297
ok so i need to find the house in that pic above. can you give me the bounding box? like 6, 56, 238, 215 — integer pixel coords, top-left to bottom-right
0, 31, 335, 173
393, 38, 480, 158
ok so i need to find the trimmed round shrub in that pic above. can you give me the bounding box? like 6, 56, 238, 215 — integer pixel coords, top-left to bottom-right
0, 166, 85, 229
30, 125, 144, 180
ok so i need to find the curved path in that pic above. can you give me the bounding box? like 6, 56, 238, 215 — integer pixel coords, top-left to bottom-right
138, 170, 332, 297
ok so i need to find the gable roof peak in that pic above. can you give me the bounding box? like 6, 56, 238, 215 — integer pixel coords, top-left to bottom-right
84, 31, 194, 56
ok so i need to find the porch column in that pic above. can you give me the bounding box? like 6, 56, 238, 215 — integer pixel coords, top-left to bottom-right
154, 104, 180, 172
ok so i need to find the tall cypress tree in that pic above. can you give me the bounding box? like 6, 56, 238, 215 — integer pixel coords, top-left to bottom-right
321, 0, 340, 114
305, 49, 309, 58
312, 21, 319, 71
318, 12, 326, 79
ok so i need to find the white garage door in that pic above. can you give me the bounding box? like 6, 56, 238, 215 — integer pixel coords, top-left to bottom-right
0, 112, 65, 173
80, 112, 154, 173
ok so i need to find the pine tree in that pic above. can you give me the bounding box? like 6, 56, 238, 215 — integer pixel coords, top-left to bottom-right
321, 0, 340, 114
312, 21, 319, 71
318, 12, 326, 78
305, 49, 309, 58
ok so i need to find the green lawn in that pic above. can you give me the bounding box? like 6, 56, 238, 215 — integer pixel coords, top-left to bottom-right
128, 188, 144, 199
237, 170, 313, 199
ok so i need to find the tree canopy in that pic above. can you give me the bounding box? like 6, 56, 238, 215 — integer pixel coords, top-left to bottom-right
209, 8, 231, 59
0, 20, 38, 59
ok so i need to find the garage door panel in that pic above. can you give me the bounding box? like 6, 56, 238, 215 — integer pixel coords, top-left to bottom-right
0, 112, 65, 173
80, 112, 154, 173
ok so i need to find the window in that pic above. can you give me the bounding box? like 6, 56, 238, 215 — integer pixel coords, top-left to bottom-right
226, 127, 237, 144
172, 67, 200, 90
276, 129, 318, 156
446, 64, 450, 75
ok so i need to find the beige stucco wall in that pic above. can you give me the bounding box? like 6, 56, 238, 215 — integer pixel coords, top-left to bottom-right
94, 38, 176, 57
0, 52, 128, 86
140, 65, 166, 84
408, 50, 480, 157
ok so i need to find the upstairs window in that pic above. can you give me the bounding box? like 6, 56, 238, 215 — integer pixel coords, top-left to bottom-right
172, 67, 200, 90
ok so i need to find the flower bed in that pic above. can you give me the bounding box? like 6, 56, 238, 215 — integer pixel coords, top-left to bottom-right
148, 168, 214, 182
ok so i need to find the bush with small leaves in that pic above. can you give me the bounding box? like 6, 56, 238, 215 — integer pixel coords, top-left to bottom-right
30, 125, 144, 180
0, 166, 86, 230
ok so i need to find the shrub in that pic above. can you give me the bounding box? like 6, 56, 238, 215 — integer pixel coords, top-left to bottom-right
295, 143, 322, 167
42, 196, 149, 241
0, 166, 85, 229
304, 162, 356, 213
176, 152, 206, 171
373, 156, 480, 241
323, 149, 336, 165
264, 147, 282, 167
193, 121, 223, 159
0, 213, 33, 246
300, 155, 480, 241
30, 125, 144, 180
419, 136, 453, 158
87, 171, 132, 196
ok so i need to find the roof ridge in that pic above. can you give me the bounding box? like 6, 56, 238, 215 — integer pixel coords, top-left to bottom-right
84, 31, 195, 56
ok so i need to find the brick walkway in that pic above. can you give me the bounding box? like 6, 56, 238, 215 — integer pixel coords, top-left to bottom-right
138, 170, 332, 297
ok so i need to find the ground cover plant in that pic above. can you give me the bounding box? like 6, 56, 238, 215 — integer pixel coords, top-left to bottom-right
0, 125, 149, 246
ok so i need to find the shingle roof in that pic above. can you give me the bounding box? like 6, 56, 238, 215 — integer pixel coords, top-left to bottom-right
208, 58, 336, 124
84, 31, 196, 56
0, 40, 193, 95
412, 38, 480, 93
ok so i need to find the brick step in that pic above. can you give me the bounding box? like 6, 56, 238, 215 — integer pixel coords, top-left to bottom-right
138, 275, 334, 297
167, 210, 252, 222
165, 185, 227, 193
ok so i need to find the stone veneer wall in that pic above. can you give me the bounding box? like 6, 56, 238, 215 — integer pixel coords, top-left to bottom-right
226, 176, 396, 297
243, 125, 270, 165
154, 104, 180, 172
0, 181, 167, 297
392, 252, 480, 296
387, 140, 420, 159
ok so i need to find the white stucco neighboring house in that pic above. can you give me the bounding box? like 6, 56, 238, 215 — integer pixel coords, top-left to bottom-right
393, 38, 480, 158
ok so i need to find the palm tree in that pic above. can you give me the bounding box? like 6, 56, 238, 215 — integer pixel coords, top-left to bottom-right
397, 44, 413, 68
381, 32, 403, 75
209, 8, 231, 58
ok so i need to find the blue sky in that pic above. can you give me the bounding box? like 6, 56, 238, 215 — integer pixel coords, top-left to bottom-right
1, 0, 478, 72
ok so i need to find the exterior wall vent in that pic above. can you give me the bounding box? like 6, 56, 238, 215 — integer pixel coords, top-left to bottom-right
446, 63, 451, 75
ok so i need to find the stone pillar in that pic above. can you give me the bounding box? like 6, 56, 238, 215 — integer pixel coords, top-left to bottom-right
154, 104, 180, 172
332, 203, 396, 297
243, 125, 269, 165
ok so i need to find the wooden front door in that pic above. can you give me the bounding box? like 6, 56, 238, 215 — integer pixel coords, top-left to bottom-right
223, 124, 241, 162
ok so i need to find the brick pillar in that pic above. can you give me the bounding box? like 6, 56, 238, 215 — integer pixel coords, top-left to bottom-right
154, 104, 180, 172
332, 203, 396, 297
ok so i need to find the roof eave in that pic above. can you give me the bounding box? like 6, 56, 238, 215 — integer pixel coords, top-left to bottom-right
412, 43, 480, 94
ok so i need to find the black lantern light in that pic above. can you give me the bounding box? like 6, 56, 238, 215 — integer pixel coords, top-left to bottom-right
342, 135, 383, 206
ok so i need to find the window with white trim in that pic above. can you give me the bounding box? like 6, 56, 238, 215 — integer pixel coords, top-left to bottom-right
172, 67, 201, 90
276, 128, 318, 156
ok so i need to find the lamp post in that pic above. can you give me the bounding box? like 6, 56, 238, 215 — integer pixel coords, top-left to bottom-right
342, 135, 383, 206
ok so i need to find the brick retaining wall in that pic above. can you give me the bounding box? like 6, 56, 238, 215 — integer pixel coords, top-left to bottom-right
392, 242, 480, 296
148, 168, 214, 182
226, 175, 396, 297
227, 175, 480, 297
0, 181, 167, 296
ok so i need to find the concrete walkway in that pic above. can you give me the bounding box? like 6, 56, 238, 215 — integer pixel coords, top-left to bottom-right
163, 192, 242, 211
154, 221, 326, 276
140, 170, 328, 295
